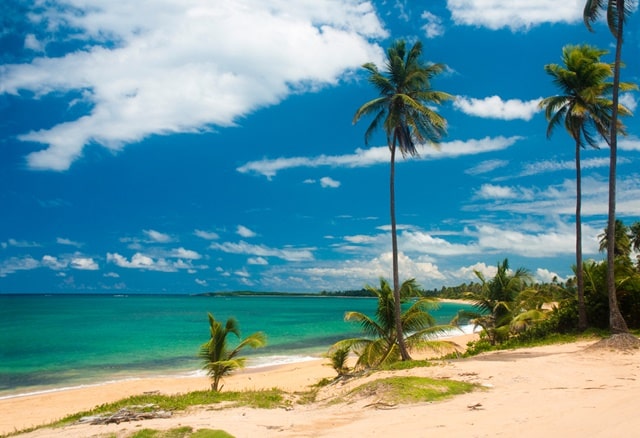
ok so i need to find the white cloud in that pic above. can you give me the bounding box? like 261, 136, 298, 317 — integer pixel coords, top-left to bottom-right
237, 225, 257, 238
2, 239, 40, 248
452, 262, 497, 282
24, 34, 45, 52
320, 176, 341, 188
620, 93, 638, 113
42, 255, 67, 270
454, 96, 542, 120
194, 229, 219, 240
421, 11, 444, 38
534, 267, 568, 284
465, 159, 508, 175
475, 183, 518, 200
248, 257, 269, 265
57, 237, 83, 247
107, 252, 199, 272
195, 278, 207, 286
104, 272, 120, 278
71, 257, 99, 270
168, 247, 202, 259
620, 136, 640, 152
446, 0, 583, 31
238, 136, 521, 178
3, 0, 386, 171
518, 157, 611, 177
143, 229, 172, 243
210, 240, 314, 262
0, 256, 40, 277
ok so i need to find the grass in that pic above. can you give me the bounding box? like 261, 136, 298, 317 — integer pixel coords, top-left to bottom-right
47, 388, 286, 429
129, 427, 234, 438
341, 376, 477, 405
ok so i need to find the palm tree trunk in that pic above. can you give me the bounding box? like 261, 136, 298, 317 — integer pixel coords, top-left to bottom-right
389, 143, 411, 360
607, 5, 629, 334
575, 140, 588, 331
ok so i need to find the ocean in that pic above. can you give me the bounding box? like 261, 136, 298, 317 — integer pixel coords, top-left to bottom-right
0, 294, 474, 399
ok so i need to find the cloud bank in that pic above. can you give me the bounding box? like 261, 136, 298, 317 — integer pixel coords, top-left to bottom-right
1, 0, 386, 171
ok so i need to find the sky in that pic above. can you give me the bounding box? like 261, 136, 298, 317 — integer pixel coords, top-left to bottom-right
1, 0, 639, 294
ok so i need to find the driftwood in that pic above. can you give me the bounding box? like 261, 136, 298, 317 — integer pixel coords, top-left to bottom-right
78, 405, 172, 425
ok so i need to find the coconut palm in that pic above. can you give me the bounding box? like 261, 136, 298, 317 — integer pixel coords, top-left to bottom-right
540, 44, 620, 331
599, 219, 632, 258
453, 259, 534, 345
584, 0, 638, 334
329, 278, 455, 370
198, 312, 266, 391
353, 40, 452, 360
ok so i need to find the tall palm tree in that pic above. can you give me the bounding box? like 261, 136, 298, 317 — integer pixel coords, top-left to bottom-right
353, 40, 452, 360
584, 0, 637, 334
540, 44, 619, 331
329, 278, 454, 369
198, 312, 266, 391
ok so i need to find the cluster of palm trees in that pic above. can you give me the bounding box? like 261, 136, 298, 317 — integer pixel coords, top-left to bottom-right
352, 0, 637, 359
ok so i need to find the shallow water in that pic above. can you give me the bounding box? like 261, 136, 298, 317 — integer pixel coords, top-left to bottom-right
0, 294, 473, 397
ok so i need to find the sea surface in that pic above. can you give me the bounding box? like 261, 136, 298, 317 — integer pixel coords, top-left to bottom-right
0, 294, 475, 398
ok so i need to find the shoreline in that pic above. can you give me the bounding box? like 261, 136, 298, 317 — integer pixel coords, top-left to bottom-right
6, 335, 640, 437
1, 333, 478, 435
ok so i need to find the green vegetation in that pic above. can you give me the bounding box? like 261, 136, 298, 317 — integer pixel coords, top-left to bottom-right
199, 312, 266, 391
584, 0, 638, 335
353, 39, 453, 360
129, 427, 233, 438
339, 377, 476, 405
540, 43, 632, 331
328, 278, 457, 371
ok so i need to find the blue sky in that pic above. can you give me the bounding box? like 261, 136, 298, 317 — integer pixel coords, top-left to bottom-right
1, 0, 639, 293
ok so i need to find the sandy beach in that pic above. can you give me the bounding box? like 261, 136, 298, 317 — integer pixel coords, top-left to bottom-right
3, 333, 640, 437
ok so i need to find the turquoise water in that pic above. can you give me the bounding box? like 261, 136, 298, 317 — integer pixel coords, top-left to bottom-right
0, 294, 472, 397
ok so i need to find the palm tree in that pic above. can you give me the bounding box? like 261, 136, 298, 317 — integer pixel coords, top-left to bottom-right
540, 44, 618, 331
353, 40, 453, 360
329, 278, 455, 369
198, 312, 266, 391
584, 0, 637, 334
453, 259, 533, 345
599, 219, 631, 258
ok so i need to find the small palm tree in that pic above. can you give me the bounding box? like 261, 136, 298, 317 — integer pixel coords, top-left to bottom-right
329, 278, 455, 370
540, 44, 625, 331
453, 259, 534, 345
198, 312, 266, 391
353, 40, 453, 360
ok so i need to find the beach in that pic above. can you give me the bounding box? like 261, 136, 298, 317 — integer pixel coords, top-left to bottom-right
4, 333, 640, 437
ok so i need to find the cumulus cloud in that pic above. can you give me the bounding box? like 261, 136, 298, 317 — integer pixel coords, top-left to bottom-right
236, 225, 257, 238
210, 240, 314, 262
238, 136, 521, 178
3, 0, 386, 171
446, 0, 583, 31
454, 96, 542, 120
320, 176, 341, 188
70, 257, 99, 270
620, 93, 638, 113
107, 252, 199, 272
